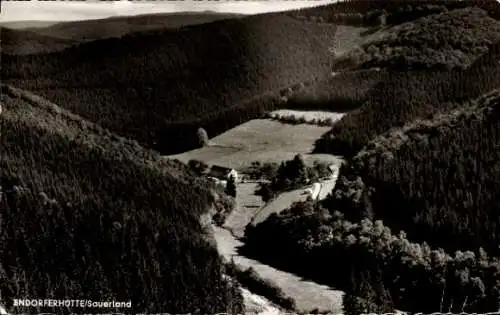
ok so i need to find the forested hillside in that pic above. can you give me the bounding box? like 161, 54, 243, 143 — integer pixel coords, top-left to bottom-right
288, 0, 500, 27
0, 85, 244, 314
244, 200, 500, 313
344, 8, 500, 70
285, 68, 389, 112
327, 88, 500, 256
7, 0, 500, 313
240, 2, 500, 313
3, 14, 337, 155
6, 4, 499, 156
1, 27, 78, 54
22, 11, 244, 43
315, 37, 500, 157
243, 85, 500, 314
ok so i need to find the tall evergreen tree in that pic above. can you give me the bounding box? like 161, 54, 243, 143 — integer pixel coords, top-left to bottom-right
292, 154, 308, 185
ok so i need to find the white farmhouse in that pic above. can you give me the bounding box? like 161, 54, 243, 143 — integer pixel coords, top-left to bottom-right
208, 165, 238, 182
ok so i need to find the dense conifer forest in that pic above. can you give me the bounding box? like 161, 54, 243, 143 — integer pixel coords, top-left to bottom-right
0, 85, 244, 314
2, 14, 337, 155
6, 0, 500, 312
1, 12, 243, 55
245, 85, 500, 312
344, 8, 500, 70
244, 87, 500, 312
315, 37, 500, 157
285, 68, 389, 112
327, 88, 500, 256
289, 0, 500, 26
240, 1, 500, 313
244, 55, 500, 315
6, 3, 500, 156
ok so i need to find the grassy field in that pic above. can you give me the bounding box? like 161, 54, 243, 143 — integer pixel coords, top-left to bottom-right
269, 110, 346, 123
251, 187, 309, 226
167, 118, 342, 170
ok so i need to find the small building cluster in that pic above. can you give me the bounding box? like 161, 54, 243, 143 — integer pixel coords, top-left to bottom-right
206, 165, 238, 188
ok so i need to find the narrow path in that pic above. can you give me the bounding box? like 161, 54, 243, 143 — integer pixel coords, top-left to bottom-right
214, 225, 344, 314
215, 160, 346, 313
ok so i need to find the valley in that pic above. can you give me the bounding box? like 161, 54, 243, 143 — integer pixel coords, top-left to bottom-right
169, 108, 346, 313
4, 1, 500, 314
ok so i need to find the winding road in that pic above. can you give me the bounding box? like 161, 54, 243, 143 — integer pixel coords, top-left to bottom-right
213, 225, 344, 314
214, 162, 345, 314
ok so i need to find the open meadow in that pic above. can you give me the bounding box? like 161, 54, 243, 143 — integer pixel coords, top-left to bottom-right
167, 118, 342, 170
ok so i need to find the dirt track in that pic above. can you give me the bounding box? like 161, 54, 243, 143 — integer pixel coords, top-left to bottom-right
214, 226, 344, 314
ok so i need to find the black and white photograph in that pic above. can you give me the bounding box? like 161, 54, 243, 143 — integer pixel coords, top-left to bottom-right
2, 0, 500, 314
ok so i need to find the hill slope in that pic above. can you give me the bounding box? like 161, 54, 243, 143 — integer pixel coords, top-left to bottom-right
0, 20, 59, 29
242, 88, 500, 313
1, 27, 78, 54
327, 87, 500, 256
343, 8, 500, 70
3, 14, 337, 155
23, 11, 244, 43
315, 33, 500, 157
0, 84, 244, 314
287, 0, 500, 27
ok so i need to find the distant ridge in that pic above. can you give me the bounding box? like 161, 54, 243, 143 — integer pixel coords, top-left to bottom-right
1, 26, 78, 54
15, 11, 245, 43
0, 20, 59, 29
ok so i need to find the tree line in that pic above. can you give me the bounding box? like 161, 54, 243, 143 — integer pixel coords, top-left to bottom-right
254, 155, 332, 202
325, 87, 500, 257
243, 201, 500, 313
